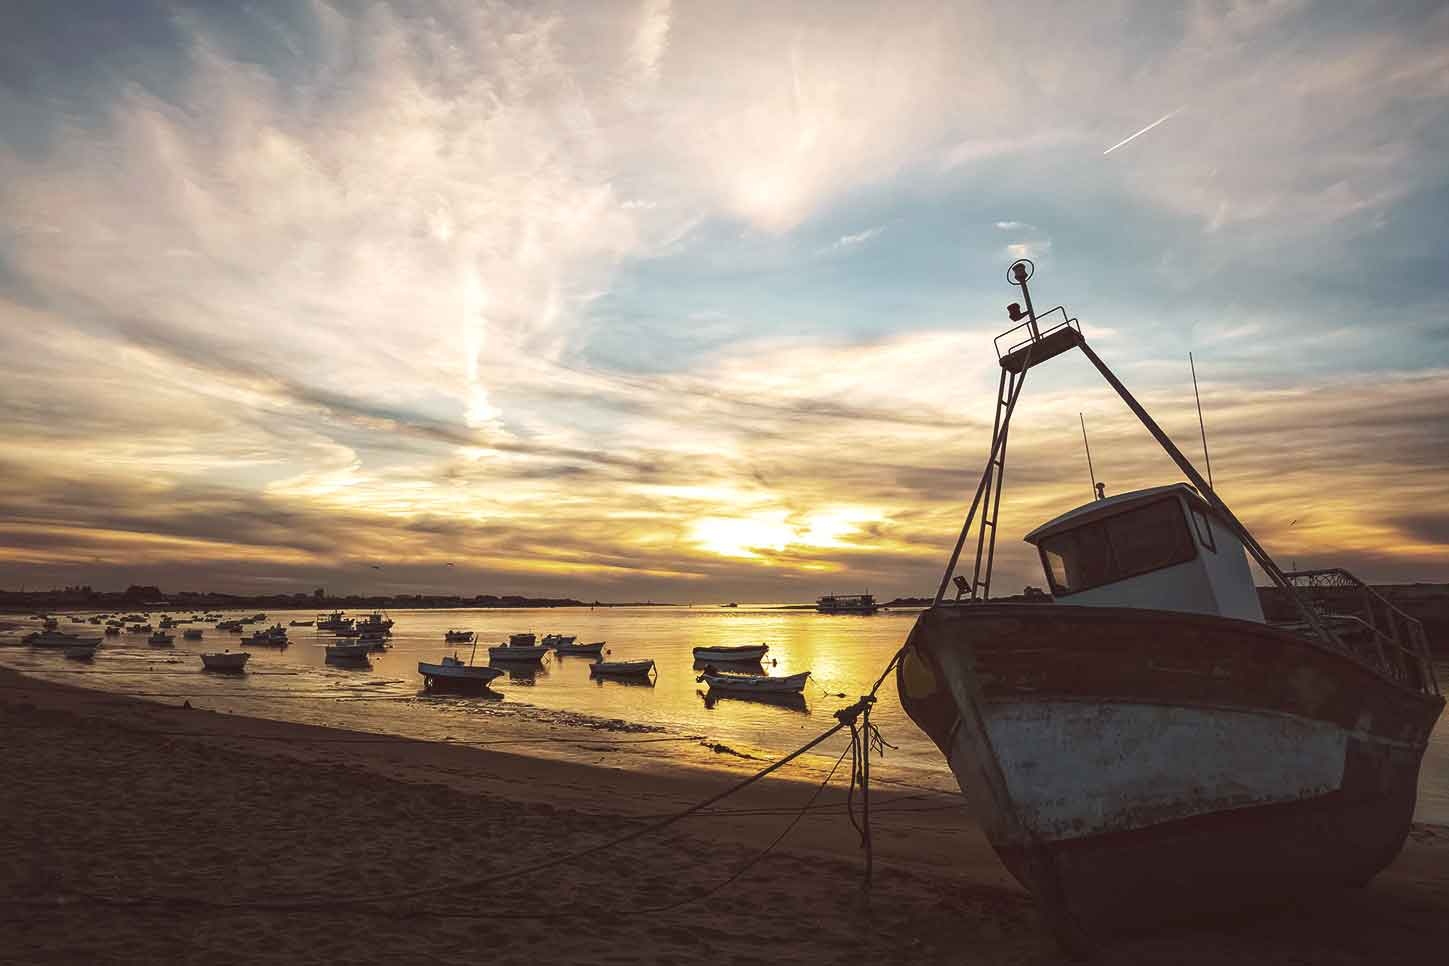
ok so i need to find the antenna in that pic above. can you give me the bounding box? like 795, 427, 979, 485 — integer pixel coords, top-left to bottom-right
1189, 352, 1213, 490
1079, 412, 1098, 500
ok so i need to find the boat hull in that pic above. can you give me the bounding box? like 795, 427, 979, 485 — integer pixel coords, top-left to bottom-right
419, 663, 503, 693
692, 645, 768, 663
488, 645, 552, 662
897, 603, 1443, 950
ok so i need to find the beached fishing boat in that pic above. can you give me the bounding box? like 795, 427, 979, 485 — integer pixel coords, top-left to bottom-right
589, 659, 655, 679
896, 262, 1444, 951
488, 633, 552, 662
697, 670, 810, 694
554, 640, 605, 656
201, 651, 249, 672
691, 643, 769, 663
147, 632, 175, 647
444, 629, 474, 643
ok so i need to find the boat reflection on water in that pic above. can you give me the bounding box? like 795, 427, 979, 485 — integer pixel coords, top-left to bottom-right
697, 689, 808, 714
503, 664, 549, 685
416, 687, 503, 703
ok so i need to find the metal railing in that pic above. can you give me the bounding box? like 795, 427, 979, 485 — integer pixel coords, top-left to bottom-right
992, 307, 1080, 362
1284, 568, 1439, 695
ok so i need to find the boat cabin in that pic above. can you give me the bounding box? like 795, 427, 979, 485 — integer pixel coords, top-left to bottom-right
1023, 483, 1264, 622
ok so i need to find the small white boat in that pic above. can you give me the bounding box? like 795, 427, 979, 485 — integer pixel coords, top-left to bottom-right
183, 628, 204, 640
201, 650, 250, 671
691, 643, 770, 663
488, 633, 552, 662
148, 632, 175, 647
325, 641, 372, 663
554, 640, 605, 656
697, 670, 810, 694
590, 659, 655, 679
419, 640, 504, 693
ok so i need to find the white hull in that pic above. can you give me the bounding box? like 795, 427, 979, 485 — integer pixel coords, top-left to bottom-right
692, 644, 769, 663
418, 662, 504, 683
967, 700, 1351, 843
590, 659, 655, 677
699, 670, 810, 694
488, 645, 552, 661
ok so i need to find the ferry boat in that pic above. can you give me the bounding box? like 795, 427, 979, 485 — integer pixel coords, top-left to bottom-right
814, 593, 879, 614
896, 262, 1443, 952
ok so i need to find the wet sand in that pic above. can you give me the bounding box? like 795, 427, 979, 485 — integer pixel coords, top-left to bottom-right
2, 666, 1447, 965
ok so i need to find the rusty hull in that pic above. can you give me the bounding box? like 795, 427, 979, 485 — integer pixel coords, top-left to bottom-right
898, 603, 1444, 951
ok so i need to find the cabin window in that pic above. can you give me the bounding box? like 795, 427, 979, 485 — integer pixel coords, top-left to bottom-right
1189, 505, 1216, 552
1038, 497, 1197, 596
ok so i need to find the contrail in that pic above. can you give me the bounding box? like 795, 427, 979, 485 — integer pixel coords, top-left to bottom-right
1103, 108, 1182, 156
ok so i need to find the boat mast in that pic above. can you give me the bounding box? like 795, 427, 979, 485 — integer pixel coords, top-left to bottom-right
934, 262, 1336, 647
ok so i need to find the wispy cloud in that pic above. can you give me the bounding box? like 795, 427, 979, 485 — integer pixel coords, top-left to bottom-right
0, 2, 1447, 599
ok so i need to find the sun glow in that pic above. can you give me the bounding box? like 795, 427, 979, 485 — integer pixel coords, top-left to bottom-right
689, 506, 877, 561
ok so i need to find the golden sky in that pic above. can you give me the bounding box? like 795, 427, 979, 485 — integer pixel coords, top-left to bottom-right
2, 1, 1447, 600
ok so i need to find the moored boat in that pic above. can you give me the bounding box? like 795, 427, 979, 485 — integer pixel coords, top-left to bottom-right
691, 643, 769, 663
589, 659, 655, 679
541, 633, 576, 648
815, 593, 879, 614
201, 650, 250, 672
444, 629, 474, 643
895, 262, 1444, 952
325, 641, 372, 664
148, 632, 175, 647
289, 619, 314, 627
488, 633, 552, 662
554, 640, 605, 656
419, 637, 503, 693
183, 628, 203, 640
697, 669, 810, 694
64, 643, 101, 660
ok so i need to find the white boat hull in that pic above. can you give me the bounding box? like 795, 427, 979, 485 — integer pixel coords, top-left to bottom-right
488, 645, 552, 662
590, 659, 655, 677
699, 670, 809, 694
692, 644, 769, 663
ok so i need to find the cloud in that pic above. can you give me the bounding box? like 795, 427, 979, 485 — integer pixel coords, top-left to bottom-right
1, 2, 1447, 600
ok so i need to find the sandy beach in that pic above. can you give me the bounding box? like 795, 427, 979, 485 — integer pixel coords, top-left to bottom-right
2, 665, 1447, 965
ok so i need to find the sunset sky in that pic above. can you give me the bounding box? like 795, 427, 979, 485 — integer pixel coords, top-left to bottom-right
2, 0, 1447, 601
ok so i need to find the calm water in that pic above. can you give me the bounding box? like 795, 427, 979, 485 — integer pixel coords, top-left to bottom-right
4, 605, 1448, 822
